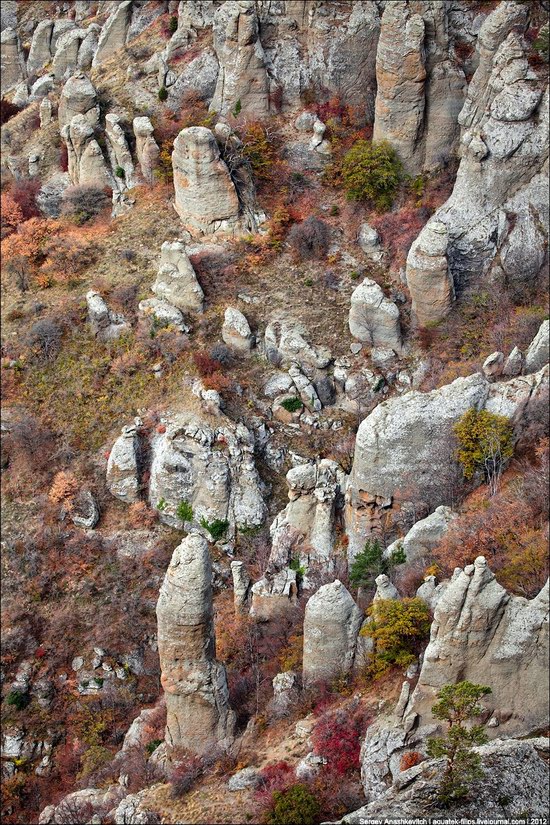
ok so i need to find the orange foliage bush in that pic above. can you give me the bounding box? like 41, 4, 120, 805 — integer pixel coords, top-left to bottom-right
400, 751, 424, 771
128, 501, 158, 529
0, 193, 23, 236
48, 471, 79, 509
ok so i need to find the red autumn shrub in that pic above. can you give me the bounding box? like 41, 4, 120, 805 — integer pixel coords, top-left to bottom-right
0, 97, 20, 125
400, 751, 424, 771
311, 708, 370, 775
10, 177, 42, 221
193, 350, 222, 377
255, 760, 295, 808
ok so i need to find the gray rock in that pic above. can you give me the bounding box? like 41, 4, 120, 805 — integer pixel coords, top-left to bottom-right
152, 242, 204, 313
250, 568, 298, 621
27, 20, 54, 76
1, 28, 26, 95
264, 318, 331, 370
230, 560, 250, 613
294, 112, 317, 132
156, 532, 236, 754
524, 320, 549, 374
406, 220, 453, 326
138, 298, 189, 333
133, 117, 160, 185
302, 580, 363, 686
263, 371, 294, 398
222, 307, 254, 353
358, 222, 383, 262
227, 767, 261, 792
385, 506, 456, 566
349, 278, 402, 353
373, 574, 400, 602
106, 425, 140, 504
105, 113, 136, 189
71, 490, 100, 529
502, 345, 523, 377
39, 98, 52, 128
92, 0, 132, 67
58, 72, 99, 130
482, 351, 504, 379
113, 791, 160, 824
86, 290, 129, 340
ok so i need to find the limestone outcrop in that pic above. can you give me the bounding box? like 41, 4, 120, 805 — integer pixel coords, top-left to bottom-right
152, 241, 204, 313
92, 0, 132, 67
0, 28, 26, 95
373, 2, 465, 175
406, 220, 453, 326
221, 307, 254, 354
404, 556, 549, 738
172, 127, 242, 236
264, 318, 332, 371
105, 114, 136, 189
302, 580, 363, 686
58, 72, 100, 130
347, 737, 550, 821
156, 532, 235, 754
250, 568, 298, 621
106, 424, 140, 504
63, 116, 112, 188
148, 411, 266, 533
406, 3, 548, 323
385, 506, 456, 566
346, 367, 549, 561
525, 320, 549, 375
86, 290, 129, 339
27, 20, 54, 77
349, 278, 402, 353
210, 1, 272, 118
269, 460, 346, 574
133, 117, 160, 185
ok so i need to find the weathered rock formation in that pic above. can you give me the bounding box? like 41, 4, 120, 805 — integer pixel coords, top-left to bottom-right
269, 460, 346, 574
172, 127, 242, 236
406, 3, 548, 323
86, 290, 129, 339
210, 1, 272, 118
133, 117, 160, 185
106, 423, 140, 504
27, 20, 54, 77
302, 580, 363, 686
264, 318, 332, 371
0, 27, 26, 95
156, 532, 235, 754
105, 113, 136, 189
250, 568, 298, 621
349, 278, 402, 353
152, 241, 204, 313
346, 367, 549, 561
348, 737, 550, 820
403, 556, 549, 738
58, 72, 100, 130
230, 560, 250, 613
221, 307, 254, 354
148, 410, 266, 532
63, 117, 113, 187
385, 505, 456, 566
525, 320, 549, 375
92, 0, 133, 67
373, 2, 465, 175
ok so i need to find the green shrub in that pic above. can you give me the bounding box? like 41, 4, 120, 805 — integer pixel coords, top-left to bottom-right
232, 98, 242, 117
176, 499, 193, 523
341, 140, 402, 211
6, 690, 30, 711
115, 166, 125, 179
200, 517, 229, 541
157, 497, 167, 512
168, 15, 178, 34
453, 408, 513, 490
533, 23, 549, 62
267, 784, 321, 825
361, 597, 431, 678
146, 739, 163, 755
280, 397, 303, 413
158, 86, 168, 102
350, 538, 405, 589
289, 556, 305, 586
426, 681, 491, 804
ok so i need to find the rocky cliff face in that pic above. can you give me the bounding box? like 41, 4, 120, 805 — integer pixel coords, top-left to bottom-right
404, 556, 549, 738
156, 532, 235, 754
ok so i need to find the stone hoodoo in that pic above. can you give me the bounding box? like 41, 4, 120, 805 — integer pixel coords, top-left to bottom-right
0, 27, 26, 95
172, 127, 242, 236
302, 580, 363, 686
92, 0, 132, 67
210, 0, 272, 118
152, 241, 204, 313
58, 72, 100, 130
133, 116, 160, 185
62, 116, 112, 187
404, 557, 549, 738
156, 532, 235, 754
406, 3, 548, 324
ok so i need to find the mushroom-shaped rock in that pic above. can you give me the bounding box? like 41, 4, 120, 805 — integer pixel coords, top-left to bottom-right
106, 425, 140, 503
172, 127, 241, 236
222, 307, 254, 353
349, 278, 402, 353
524, 320, 549, 375
302, 580, 363, 686
156, 532, 235, 754
406, 220, 453, 326
152, 241, 204, 313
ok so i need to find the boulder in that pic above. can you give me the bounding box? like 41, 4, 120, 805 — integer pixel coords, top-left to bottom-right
152, 242, 204, 313
138, 298, 188, 334
58, 72, 100, 129
106, 424, 140, 504
264, 318, 331, 370
210, 0, 271, 118
502, 346, 523, 378
221, 307, 254, 353
86, 290, 129, 340
349, 278, 402, 353
113, 792, 160, 824
39, 786, 125, 825
250, 568, 298, 621
482, 351, 504, 379
167, 49, 219, 110
92, 0, 132, 67
268, 670, 298, 717
404, 556, 549, 739
156, 532, 236, 754
227, 767, 261, 792
385, 506, 456, 566
172, 127, 242, 236
71, 490, 100, 529
302, 580, 363, 686
373, 574, 400, 602
133, 117, 160, 185
524, 320, 549, 375
358, 222, 383, 262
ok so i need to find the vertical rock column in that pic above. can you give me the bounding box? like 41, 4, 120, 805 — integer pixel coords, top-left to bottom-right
156, 533, 236, 755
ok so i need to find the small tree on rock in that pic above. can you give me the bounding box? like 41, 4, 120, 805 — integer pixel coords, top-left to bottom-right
426, 681, 492, 805
453, 408, 513, 496
350, 538, 406, 589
